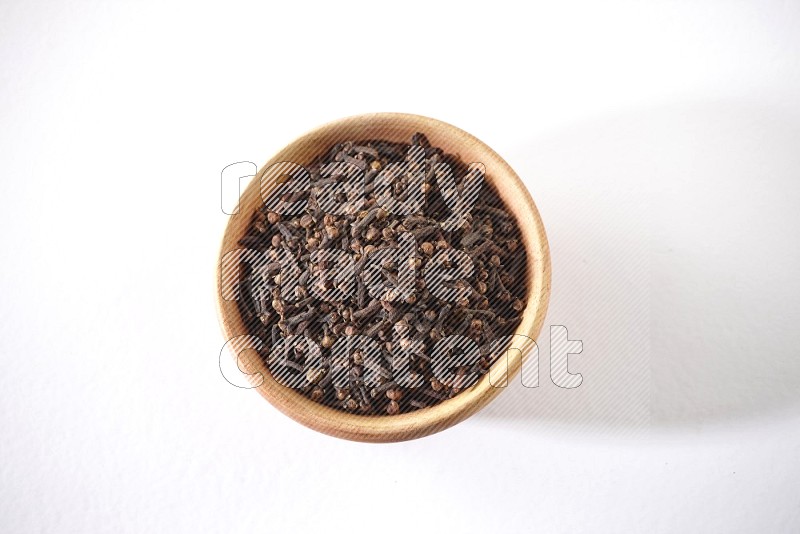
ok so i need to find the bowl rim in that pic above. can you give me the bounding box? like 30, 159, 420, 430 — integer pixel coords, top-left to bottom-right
216, 112, 551, 442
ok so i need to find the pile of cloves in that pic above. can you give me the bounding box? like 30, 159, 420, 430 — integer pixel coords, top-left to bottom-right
236, 133, 527, 415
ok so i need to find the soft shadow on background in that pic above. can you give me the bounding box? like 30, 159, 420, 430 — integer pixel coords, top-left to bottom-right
477, 100, 800, 432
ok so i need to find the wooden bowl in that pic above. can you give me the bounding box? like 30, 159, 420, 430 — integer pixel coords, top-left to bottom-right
216, 113, 551, 442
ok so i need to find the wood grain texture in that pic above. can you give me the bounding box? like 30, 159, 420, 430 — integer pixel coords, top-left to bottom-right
216, 113, 551, 442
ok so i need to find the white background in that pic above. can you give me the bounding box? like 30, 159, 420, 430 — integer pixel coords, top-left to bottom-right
2, 0, 800, 532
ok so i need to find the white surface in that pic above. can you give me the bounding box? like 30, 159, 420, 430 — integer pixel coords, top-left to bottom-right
2, 1, 800, 532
